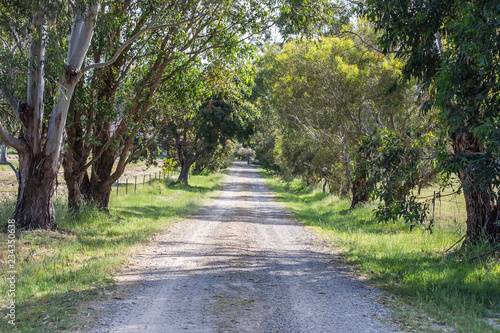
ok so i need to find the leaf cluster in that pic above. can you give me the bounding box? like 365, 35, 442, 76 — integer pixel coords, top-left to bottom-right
358, 127, 437, 228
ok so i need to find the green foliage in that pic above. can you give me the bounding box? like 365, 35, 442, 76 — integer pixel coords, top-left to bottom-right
233, 143, 255, 161
156, 59, 257, 183
277, 0, 349, 37
162, 158, 179, 173
359, 128, 437, 228
251, 30, 423, 197
194, 140, 236, 173
365, 0, 500, 239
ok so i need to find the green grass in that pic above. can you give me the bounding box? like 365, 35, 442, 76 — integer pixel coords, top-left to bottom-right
261, 171, 500, 333
0, 171, 226, 332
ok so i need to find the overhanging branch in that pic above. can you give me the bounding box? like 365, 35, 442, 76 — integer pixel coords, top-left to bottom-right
81, 4, 202, 74
0, 123, 25, 151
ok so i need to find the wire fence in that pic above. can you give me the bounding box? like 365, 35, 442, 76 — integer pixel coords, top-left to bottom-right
0, 168, 179, 200
113, 169, 179, 196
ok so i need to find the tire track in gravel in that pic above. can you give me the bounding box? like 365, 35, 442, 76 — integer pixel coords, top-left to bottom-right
89, 161, 398, 333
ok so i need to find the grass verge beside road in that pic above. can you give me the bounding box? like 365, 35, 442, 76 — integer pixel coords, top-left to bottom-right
261, 170, 500, 333
0, 171, 226, 332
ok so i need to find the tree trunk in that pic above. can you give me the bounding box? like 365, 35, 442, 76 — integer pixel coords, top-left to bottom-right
461, 189, 499, 242
1, 5, 99, 229
452, 132, 499, 242
83, 125, 117, 212
351, 175, 369, 208
63, 113, 92, 212
351, 160, 369, 208
177, 159, 193, 184
0, 143, 7, 162
65, 172, 86, 212
84, 181, 112, 212
13, 149, 57, 230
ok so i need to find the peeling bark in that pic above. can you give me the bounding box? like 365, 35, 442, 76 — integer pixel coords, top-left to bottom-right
351, 155, 369, 208
14, 148, 57, 230
83, 123, 117, 212
177, 160, 193, 184
351, 173, 369, 208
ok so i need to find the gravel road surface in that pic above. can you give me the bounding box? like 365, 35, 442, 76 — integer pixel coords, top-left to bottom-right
89, 161, 397, 333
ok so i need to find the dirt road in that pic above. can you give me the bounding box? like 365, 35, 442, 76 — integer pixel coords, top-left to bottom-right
90, 162, 396, 333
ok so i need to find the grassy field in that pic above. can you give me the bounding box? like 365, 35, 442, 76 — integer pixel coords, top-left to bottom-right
261, 171, 500, 333
0, 171, 226, 332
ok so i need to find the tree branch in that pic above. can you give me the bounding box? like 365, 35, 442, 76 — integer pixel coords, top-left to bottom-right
0, 123, 25, 151
0, 106, 15, 118
81, 4, 201, 74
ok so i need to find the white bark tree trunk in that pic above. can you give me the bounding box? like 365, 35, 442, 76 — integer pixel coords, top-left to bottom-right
5, 4, 100, 229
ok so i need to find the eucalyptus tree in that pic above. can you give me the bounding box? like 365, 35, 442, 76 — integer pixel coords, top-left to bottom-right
64, 0, 224, 211
157, 59, 256, 185
0, 1, 102, 229
365, 0, 500, 242
0, 0, 214, 228
262, 35, 421, 205
63, 0, 336, 212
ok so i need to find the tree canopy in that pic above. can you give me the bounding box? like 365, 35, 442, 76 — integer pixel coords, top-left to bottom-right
251, 33, 426, 202
365, 0, 500, 242
0, 0, 335, 227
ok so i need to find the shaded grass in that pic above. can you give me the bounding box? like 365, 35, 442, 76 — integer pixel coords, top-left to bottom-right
261, 171, 500, 333
0, 171, 226, 332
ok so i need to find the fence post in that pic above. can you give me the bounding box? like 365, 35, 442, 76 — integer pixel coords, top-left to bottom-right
135, 176, 137, 193
143, 174, 145, 185
116, 180, 119, 196
149, 173, 151, 185
126, 178, 128, 194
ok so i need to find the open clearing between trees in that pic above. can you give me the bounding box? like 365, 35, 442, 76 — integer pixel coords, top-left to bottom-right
89, 161, 396, 332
